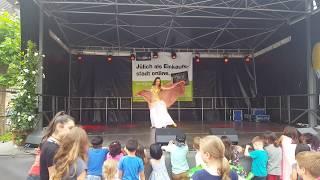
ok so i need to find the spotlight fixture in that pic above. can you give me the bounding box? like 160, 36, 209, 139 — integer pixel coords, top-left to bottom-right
77, 55, 82, 61
195, 52, 200, 63
152, 51, 158, 58
224, 56, 229, 64
244, 55, 251, 63
130, 53, 136, 61
107, 55, 112, 62
171, 51, 177, 59
77, 55, 84, 63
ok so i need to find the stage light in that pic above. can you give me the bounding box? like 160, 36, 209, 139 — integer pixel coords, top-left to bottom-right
77, 55, 82, 61
77, 55, 84, 63
244, 55, 251, 64
195, 52, 200, 63
130, 53, 136, 61
171, 51, 177, 59
107, 55, 112, 62
153, 51, 158, 58
224, 57, 229, 64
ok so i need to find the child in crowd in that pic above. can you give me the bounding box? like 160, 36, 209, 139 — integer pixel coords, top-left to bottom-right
221, 136, 240, 166
106, 141, 124, 161
118, 139, 145, 180
291, 144, 311, 180
103, 159, 119, 180
136, 144, 148, 164
87, 136, 109, 180
263, 131, 282, 180
193, 136, 205, 166
296, 151, 320, 180
149, 143, 170, 180
299, 133, 320, 152
162, 133, 189, 180
221, 136, 247, 178
245, 136, 268, 180
277, 126, 299, 180
27, 148, 41, 180
191, 135, 238, 180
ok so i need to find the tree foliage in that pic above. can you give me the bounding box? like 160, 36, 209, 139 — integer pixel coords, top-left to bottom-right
0, 11, 21, 87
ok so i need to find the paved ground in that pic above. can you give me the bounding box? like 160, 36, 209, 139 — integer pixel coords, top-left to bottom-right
0, 142, 34, 180
0, 155, 34, 180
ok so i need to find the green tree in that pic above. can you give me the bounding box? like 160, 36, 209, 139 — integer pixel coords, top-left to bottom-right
10, 41, 40, 132
0, 12, 41, 144
0, 11, 21, 87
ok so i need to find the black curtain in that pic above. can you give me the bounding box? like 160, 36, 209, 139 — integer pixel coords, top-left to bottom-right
71, 57, 255, 124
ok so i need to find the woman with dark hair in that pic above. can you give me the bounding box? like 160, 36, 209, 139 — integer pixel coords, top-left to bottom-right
277, 126, 299, 180
137, 77, 185, 128
40, 111, 75, 180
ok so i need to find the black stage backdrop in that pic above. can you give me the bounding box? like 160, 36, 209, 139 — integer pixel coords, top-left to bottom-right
70, 56, 256, 124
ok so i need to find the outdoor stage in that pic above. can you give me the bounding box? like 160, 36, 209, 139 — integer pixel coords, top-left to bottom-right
81, 120, 286, 148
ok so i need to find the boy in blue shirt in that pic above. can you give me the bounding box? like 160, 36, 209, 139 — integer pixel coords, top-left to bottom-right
118, 139, 145, 180
87, 136, 109, 180
245, 136, 268, 180
162, 133, 189, 180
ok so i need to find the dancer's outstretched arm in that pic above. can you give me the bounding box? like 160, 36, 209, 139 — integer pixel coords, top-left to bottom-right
136, 90, 152, 104
161, 80, 185, 90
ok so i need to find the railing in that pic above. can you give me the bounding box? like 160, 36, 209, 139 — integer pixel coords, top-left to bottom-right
39, 94, 320, 127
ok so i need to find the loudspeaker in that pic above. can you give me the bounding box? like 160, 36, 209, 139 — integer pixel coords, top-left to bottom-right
297, 128, 318, 135
25, 127, 47, 147
155, 128, 184, 145
209, 128, 239, 145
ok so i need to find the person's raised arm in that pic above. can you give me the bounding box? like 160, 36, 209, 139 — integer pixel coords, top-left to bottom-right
244, 145, 251, 157
161, 140, 174, 152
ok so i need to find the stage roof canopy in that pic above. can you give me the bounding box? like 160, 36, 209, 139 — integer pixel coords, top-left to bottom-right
37, 0, 319, 54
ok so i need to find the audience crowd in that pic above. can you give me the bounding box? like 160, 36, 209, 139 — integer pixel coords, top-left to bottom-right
26, 111, 320, 180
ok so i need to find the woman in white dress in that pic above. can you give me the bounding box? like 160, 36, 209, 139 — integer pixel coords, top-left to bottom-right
137, 77, 185, 128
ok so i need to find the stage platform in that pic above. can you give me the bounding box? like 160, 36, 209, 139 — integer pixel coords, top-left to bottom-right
81, 121, 286, 148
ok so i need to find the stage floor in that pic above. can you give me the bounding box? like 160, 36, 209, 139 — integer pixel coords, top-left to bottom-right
82, 120, 286, 148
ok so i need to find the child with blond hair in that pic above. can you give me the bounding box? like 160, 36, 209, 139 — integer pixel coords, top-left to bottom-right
103, 159, 119, 180
191, 135, 238, 180
296, 151, 320, 180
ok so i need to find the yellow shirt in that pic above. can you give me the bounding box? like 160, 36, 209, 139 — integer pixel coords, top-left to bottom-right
151, 86, 160, 102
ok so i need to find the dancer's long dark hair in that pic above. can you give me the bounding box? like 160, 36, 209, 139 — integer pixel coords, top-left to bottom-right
152, 77, 161, 87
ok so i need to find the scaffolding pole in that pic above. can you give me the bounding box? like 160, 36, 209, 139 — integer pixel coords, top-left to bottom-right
306, 0, 317, 127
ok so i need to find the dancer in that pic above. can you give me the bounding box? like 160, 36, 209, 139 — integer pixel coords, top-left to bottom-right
137, 77, 185, 128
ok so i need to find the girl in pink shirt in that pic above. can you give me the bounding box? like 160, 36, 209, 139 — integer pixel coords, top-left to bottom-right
106, 141, 124, 161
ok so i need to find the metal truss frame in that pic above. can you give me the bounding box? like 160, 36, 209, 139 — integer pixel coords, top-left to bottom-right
35, 0, 317, 54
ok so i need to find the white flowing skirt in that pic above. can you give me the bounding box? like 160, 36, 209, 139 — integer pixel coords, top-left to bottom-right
150, 100, 175, 128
